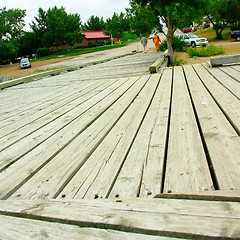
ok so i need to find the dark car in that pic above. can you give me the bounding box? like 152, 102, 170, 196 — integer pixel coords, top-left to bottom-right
19, 58, 31, 69
230, 30, 240, 41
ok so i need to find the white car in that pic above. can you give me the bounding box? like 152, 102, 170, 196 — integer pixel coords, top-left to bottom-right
178, 34, 208, 47
19, 58, 31, 69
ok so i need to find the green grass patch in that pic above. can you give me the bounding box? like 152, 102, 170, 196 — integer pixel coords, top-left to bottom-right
194, 27, 231, 41
187, 44, 225, 58
34, 44, 126, 62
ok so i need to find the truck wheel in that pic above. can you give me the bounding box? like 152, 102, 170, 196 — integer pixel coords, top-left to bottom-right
237, 37, 240, 41
191, 42, 196, 48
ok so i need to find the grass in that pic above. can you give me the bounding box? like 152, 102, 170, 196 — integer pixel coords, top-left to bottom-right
194, 27, 231, 41
187, 44, 225, 58
32, 44, 126, 62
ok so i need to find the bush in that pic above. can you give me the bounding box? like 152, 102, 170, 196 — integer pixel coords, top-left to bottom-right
36, 47, 50, 57
122, 32, 139, 42
187, 44, 225, 58
159, 35, 188, 52
87, 41, 98, 48
230, 24, 240, 31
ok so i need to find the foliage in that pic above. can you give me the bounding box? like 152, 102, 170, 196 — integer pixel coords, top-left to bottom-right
36, 47, 50, 57
88, 41, 105, 47
230, 24, 240, 31
202, 0, 240, 39
195, 26, 231, 41
0, 7, 26, 62
187, 44, 225, 57
30, 6, 85, 49
126, 1, 161, 36
18, 31, 39, 57
159, 36, 188, 52
82, 15, 106, 30
121, 32, 140, 42
105, 12, 130, 38
132, 0, 205, 64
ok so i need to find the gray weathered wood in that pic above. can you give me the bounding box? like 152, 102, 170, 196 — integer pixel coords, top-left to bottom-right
210, 54, 240, 67
0, 215, 173, 240
184, 64, 240, 190
149, 50, 168, 73
164, 66, 213, 193
0, 198, 239, 239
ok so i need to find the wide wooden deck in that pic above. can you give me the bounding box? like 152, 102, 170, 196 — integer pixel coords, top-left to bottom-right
0, 53, 240, 239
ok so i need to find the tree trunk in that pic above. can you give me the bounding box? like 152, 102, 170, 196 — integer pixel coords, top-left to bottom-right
166, 16, 174, 64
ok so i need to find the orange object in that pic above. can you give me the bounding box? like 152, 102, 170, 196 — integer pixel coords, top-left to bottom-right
153, 34, 161, 51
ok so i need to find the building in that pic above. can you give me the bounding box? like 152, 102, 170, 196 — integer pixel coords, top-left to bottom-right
80, 31, 111, 47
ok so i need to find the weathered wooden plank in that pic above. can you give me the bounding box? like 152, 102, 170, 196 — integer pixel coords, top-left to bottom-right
202, 63, 240, 100
0, 198, 239, 239
79, 74, 161, 199
184, 64, 240, 190
0, 77, 132, 170
231, 65, 240, 71
0, 215, 173, 240
210, 54, 240, 67
155, 190, 240, 202
0, 78, 118, 147
163, 66, 213, 193
0, 79, 105, 128
149, 50, 168, 73
0, 76, 149, 200
219, 65, 240, 82
193, 64, 240, 135
0, 79, 111, 140
56, 74, 160, 200
108, 69, 172, 199
0, 78, 70, 117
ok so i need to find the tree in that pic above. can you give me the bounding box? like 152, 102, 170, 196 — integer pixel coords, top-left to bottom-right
126, 1, 161, 36
202, 0, 240, 39
133, 0, 204, 64
82, 15, 106, 30
105, 12, 130, 39
31, 6, 84, 49
0, 7, 26, 62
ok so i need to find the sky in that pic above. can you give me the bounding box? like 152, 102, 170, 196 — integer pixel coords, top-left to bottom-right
1, 0, 130, 31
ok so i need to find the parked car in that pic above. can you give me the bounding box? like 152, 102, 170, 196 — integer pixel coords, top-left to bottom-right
19, 58, 31, 69
230, 30, 240, 41
178, 34, 208, 48
182, 27, 197, 33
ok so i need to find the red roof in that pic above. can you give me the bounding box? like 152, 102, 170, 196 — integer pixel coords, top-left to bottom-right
81, 31, 110, 39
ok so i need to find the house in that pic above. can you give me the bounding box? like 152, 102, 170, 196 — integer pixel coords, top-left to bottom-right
48, 31, 111, 50
80, 31, 111, 47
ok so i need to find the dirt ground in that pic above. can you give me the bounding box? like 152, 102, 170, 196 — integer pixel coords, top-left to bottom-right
175, 40, 240, 65
0, 40, 239, 80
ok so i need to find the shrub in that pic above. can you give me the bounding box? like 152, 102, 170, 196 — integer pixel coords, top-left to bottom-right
36, 47, 50, 57
187, 44, 225, 58
88, 41, 98, 48
159, 35, 188, 52
230, 24, 240, 31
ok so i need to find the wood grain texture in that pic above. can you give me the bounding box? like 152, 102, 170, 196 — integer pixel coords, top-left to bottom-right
0, 198, 239, 239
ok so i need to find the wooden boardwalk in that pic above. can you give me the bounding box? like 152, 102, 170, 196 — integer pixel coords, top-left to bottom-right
0, 52, 240, 239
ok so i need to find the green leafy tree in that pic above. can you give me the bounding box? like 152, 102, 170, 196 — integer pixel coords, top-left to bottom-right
31, 6, 84, 49
30, 8, 48, 47
126, 0, 161, 36
133, 0, 204, 64
0, 7, 26, 62
18, 31, 39, 57
202, 0, 240, 39
82, 15, 106, 30
105, 12, 130, 39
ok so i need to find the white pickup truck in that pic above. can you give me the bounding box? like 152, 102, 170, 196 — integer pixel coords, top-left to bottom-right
178, 34, 208, 48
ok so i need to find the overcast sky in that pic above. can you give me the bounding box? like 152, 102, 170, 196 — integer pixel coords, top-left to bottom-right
1, 0, 130, 31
